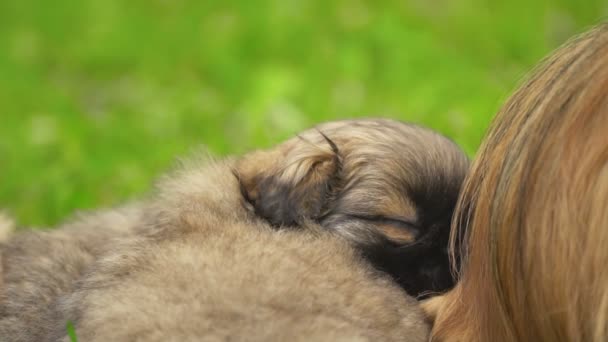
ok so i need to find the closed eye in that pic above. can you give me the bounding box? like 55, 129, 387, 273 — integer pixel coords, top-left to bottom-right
347, 214, 419, 229
347, 214, 420, 244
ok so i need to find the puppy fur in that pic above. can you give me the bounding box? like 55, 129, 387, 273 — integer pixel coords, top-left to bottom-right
237, 119, 469, 297
0, 206, 144, 341
0, 213, 14, 242
0, 118, 466, 340
45, 157, 430, 342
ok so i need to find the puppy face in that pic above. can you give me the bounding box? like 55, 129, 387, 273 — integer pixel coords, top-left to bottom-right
237, 119, 469, 298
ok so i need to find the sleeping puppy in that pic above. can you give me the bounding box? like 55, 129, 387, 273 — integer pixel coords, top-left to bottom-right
0, 206, 146, 342
47, 157, 430, 342
0, 162, 430, 342
237, 119, 469, 297
0, 118, 466, 341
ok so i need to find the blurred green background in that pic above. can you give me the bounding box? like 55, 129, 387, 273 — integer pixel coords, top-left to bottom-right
0, 0, 605, 226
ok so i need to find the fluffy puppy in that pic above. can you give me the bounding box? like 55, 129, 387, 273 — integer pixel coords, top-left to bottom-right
47, 157, 430, 342
237, 119, 469, 297
0, 206, 145, 342
0, 118, 466, 341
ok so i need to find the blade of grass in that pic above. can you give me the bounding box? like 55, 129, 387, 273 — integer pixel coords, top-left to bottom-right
66, 321, 78, 342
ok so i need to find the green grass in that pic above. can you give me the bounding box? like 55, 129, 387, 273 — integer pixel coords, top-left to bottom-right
0, 0, 605, 226
66, 321, 78, 342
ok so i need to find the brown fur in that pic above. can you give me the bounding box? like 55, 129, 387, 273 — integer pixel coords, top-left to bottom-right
237, 119, 469, 296
49, 157, 430, 341
0, 118, 468, 341
0, 212, 15, 295
0, 206, 144, 341
427, 24, 608, 342
0, 213, 13, 242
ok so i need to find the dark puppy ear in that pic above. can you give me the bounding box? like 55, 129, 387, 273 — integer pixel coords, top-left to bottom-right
236, 133, 341, 227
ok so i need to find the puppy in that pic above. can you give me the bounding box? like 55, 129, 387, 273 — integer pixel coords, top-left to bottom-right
237, 119, 469, 297
0, 118, 466, 341
45, 157, 430, 341
0, 206, 145, 342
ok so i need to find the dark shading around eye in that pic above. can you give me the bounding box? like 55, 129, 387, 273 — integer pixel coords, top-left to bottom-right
347, 214, 420, 232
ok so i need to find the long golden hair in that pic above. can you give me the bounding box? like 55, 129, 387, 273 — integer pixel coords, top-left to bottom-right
428, 23, 608, 341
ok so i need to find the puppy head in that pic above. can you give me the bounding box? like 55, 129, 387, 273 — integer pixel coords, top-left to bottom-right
236, 132, 342, 227
237, 119, 469, 297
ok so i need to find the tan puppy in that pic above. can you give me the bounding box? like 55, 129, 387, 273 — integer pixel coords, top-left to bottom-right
1, 183, 429, 342
238, 119, 469, 296
0, 119, 467, 341
0, 206, 144, 341
49, 158, 430, 341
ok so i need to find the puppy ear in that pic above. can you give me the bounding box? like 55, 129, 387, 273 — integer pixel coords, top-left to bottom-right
236, 133, 341, 227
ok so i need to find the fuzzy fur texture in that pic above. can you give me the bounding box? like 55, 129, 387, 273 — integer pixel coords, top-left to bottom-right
0, 118, 468, 341
1, 158, 429, 341
237, 119, 469, 297
0, 212, 15, 296
0, 206, 144, 341
0, 213, 14, 242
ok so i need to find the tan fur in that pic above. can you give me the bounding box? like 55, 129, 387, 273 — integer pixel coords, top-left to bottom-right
428, 23, 608, 342
238, 119, 468, 245
0, 212, 15, 295
376, 223, 415, 244
0, 118, 467, 341
237, 119, 469, 296
0, 212, 14, 242
46, 158, 430, 342
0, 205, 144, 341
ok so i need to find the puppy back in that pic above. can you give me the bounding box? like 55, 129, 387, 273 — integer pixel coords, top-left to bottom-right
59, 223, 430, 342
